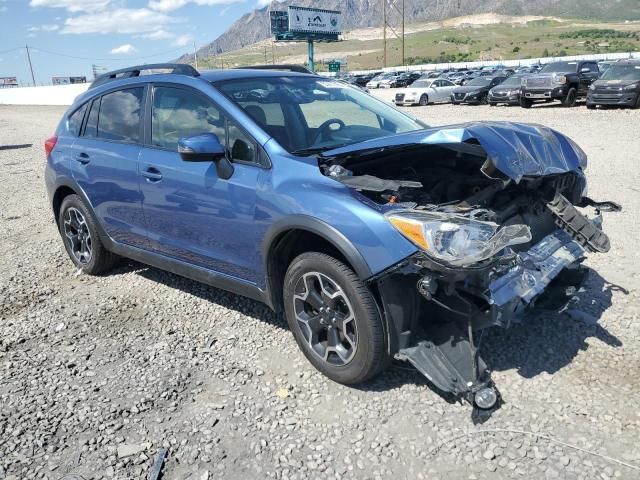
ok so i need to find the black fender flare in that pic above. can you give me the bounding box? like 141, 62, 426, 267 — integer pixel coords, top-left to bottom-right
261, 214, 373, 282
51, 179, 112, 245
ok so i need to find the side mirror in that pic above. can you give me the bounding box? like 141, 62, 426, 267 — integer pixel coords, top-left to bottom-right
178, 133, 234, 180
580, 67, 590, 73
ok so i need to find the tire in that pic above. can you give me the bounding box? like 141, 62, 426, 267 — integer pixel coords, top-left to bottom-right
419, 94, 429, 106
489, 102, 496, 107
452, 101, 460, 105
58, 194, 119, 275
562, 87, 578, 107
586, 103, 596, 110
283, 252, 388, 385
479, 93, 488, 105
633, 93, 640, 110
520, 98, 533, 109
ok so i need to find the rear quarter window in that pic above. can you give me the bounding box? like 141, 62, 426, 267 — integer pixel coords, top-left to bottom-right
68, 103, 87, 136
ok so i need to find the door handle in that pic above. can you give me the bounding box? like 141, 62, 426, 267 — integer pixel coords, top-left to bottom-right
142, 167, 163, 182
74, 152, 90, 164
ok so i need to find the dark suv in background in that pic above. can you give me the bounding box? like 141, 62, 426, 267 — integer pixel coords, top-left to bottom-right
521, 60, 600, 108
586, 60, 640, 109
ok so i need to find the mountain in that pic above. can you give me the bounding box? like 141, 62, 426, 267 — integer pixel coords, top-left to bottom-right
179, 0, 640, 60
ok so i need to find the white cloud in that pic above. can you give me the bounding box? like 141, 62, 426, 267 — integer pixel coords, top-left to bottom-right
30, 0, 112, 13
149, 0, 241, 13
140, 29, 175, 40
29, 24, 60, 32
173, 33, 194, 47
256, 0, 270, 6
62, 8, 177, 34
110, 44, 137, 55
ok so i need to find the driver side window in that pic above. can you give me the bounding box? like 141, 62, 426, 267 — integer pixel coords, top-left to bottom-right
151, 86, 225, 150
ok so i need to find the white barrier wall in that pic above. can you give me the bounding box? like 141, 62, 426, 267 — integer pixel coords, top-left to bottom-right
0, 83, 90, 106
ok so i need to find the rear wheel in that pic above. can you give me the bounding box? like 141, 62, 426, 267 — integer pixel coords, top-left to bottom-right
59, 194, 118, 275
283, 252, 388, 385
562, 87, 578, 107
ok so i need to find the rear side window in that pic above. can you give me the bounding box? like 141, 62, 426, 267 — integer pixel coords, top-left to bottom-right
68, 103, 87, 136
97, 88, 144, 143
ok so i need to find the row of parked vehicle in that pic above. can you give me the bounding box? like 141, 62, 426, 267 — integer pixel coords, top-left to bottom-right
381, 59, 640, 109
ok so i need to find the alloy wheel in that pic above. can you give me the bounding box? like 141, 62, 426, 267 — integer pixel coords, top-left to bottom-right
63, 207, 92, 264
293, 272, 358, 366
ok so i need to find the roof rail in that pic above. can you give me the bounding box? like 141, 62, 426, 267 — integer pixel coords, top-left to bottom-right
89, 63, 200, 89
235, 64, 314, 74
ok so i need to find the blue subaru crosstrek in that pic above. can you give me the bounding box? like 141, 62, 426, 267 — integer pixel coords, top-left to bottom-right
46, 63, 619, 412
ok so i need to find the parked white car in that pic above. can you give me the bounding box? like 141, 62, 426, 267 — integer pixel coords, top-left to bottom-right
378, 74, 402, 89
393, 78, 457, 106
367, 72, 398, 89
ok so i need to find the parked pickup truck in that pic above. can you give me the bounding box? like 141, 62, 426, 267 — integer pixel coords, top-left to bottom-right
521, 60, 600, 108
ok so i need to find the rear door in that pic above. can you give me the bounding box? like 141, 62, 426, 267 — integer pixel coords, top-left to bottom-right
70, 86, 147, 248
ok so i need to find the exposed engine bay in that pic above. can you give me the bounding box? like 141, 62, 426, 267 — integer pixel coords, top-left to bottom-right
320, 134, 621, 421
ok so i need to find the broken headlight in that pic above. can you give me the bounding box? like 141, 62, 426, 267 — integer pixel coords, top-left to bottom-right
386, 211, 532, 267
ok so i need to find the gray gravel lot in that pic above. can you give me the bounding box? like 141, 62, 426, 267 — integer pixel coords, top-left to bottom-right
1, 101, 639, 480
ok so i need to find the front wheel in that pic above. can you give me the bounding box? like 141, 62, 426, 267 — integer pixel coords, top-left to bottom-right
633, 93, 640, 110
283, 252, 388, 385
419, 94, 429, 106
562, 87, 578, 107
520, 98, 533, 109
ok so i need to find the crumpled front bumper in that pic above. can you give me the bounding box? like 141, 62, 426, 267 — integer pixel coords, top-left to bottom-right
488, 229, 585, 322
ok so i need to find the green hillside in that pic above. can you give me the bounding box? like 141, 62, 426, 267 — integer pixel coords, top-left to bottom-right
195, 19, 640, 71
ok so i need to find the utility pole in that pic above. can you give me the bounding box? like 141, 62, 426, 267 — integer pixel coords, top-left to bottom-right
25, 45, 35, 86
193, 41, 198, 69
401, 0, 405, 66
382, 0, 387, 68
382, 0, 405, 68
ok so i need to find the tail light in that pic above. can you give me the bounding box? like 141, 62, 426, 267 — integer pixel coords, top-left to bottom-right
44, 135, 58, 157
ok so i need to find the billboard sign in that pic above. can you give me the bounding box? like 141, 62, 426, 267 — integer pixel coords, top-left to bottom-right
52, 76, 87, 85
288, 6, 342, 35
0, 77, 18, 87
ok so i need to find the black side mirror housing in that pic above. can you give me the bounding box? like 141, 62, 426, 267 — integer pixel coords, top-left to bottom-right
178, 133, 234, 180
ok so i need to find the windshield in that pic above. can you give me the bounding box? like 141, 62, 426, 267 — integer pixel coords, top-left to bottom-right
601, 64, 640, 81
216, 76, 424, 154
541, 62, 578, 74
467, 77, 491, 86
500, 76, 524, 86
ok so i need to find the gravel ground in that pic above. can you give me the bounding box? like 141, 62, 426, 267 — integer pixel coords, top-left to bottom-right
1, 101, 639, 480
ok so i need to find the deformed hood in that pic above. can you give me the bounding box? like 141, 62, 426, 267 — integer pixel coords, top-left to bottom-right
321, 122, 587, 183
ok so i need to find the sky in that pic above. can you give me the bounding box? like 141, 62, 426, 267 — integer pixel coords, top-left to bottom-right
0, 0, 272, 85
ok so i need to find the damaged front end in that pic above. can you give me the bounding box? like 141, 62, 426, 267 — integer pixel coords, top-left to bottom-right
321, 122, 621, 419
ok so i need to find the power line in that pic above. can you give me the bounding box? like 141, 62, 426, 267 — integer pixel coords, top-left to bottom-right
0, 46, 25, 55
27, 45, 191, 62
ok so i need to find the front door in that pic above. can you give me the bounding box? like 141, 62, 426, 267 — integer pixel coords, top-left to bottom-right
138, 85, 266, 284
70, 86, 147, 248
